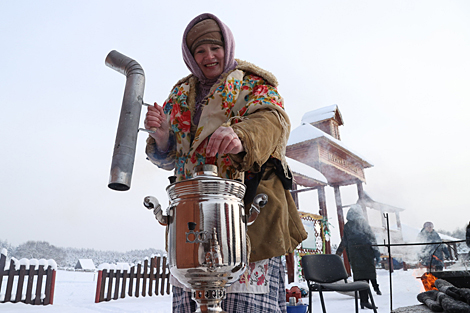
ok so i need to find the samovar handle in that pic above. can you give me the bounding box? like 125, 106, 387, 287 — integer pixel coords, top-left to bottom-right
143, 196, 168, 226
245, 194, 268, 226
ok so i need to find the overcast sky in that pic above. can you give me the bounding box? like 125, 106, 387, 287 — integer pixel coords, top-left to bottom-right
1, 0, 469, 252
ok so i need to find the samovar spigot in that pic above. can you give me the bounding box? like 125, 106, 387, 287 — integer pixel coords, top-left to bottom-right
204, 228, 222, 271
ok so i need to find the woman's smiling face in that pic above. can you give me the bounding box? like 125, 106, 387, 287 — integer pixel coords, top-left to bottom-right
193, 44, 225, 80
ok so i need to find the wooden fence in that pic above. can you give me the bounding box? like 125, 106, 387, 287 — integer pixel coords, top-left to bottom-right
0, 251, 56, 305
95, 255, 171, 303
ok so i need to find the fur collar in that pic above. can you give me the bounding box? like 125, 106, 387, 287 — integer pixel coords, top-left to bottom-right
235, 59, 278, 87
171, 59, 279, 89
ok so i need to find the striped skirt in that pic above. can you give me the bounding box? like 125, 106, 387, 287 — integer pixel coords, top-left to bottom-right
172, 256, 287, 313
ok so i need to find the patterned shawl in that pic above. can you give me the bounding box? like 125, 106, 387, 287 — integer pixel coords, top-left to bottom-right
159, 59, 291, 181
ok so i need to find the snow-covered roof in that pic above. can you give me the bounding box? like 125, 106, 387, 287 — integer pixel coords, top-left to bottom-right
76, 259, 96, 270
288, 122, 373, 166
301, 104, 343, 125
287, 157, 327, 184
288, 122, 324, 145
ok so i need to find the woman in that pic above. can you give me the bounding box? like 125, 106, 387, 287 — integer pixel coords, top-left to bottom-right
144, 13, 307, 312
336, 204, 381, 310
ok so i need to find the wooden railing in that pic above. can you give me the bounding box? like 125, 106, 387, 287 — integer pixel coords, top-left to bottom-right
95, 255, 171, 303
0, 251, 56, 305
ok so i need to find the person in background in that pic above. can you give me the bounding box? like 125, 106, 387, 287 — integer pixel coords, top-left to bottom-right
336, 204, 381, 310
144, 12, 307, 313
416, 221, 450, 271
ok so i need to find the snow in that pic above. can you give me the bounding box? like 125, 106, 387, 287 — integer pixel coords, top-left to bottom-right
288, 123, 325, 146
19, 258, 29, 268
7, 258, 57, 271
39, 259, 48, 267
0, 268, 427, 312
97, 263, 110, 271
301, 104, 340, 125
48, 260, 58, 271
116, 263, 131, 271
30, 259, 39, 269
288, 123, 372, 166
97, 261, 161, 272
286, 157, 328, 184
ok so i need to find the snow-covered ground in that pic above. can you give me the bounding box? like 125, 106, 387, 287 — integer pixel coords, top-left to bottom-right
1, 267, 430, 313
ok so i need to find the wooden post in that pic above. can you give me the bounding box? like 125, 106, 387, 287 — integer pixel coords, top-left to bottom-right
44, 267, 54, 305
149, 257, 156, 296
99, 269, 107, 302
0, 253, 5, 292
291, 182, 299, 210
25, 264, 35, 304
142, 259, 148, 297
396, 211, 402, 230
135, 263, 142, 297
286, 252, 295, 284
356, 181, 369, 223
166, 267, 171, 295
318, 186, 331, 254
15, 265, 26, 303
128, 266, 134, 297
155, 257, 161, 295
161, 257, 167, 296
334, 185, 351, 275
121, 270, 128, 299
48, 270, 56, 305
333, 185, 345, 240
286, 182, 299, 284
35, 265, 45, 305
5, 259, 15, 303
106, 269, 114, 301
113, 269, 121, 300
95, 270, 103, 303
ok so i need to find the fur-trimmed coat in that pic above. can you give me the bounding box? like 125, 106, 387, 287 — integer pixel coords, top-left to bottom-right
146, 60, 307, 262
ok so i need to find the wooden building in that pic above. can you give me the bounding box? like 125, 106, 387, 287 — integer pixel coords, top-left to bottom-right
286, 105, 404, 280
75, 259, 96, 272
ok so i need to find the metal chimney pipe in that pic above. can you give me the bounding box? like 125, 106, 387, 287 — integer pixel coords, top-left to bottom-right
105, 50, 145, 191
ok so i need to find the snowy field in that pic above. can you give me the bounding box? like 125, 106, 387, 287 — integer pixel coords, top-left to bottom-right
0, 267, 429, 313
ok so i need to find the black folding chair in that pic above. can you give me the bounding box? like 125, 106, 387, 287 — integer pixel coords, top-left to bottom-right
301, 254, 377, 313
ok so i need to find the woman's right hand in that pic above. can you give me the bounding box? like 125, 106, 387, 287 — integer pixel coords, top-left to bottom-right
145, 102, 170, 152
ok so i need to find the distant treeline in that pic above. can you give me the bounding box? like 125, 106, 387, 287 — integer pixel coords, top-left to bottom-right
0, 239, 165, 268
437, 226, 467, 240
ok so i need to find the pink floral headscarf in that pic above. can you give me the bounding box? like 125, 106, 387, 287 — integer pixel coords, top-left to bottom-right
182, 13, 238, 85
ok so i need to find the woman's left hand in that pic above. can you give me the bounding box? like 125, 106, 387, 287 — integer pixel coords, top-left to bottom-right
206, 126, 244, 157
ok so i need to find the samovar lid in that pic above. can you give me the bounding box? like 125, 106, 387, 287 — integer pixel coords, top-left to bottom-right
193, 164, 218, 178
166, 164, 246, 200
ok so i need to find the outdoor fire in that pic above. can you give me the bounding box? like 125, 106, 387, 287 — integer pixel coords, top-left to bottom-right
420, 272, 438, 291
